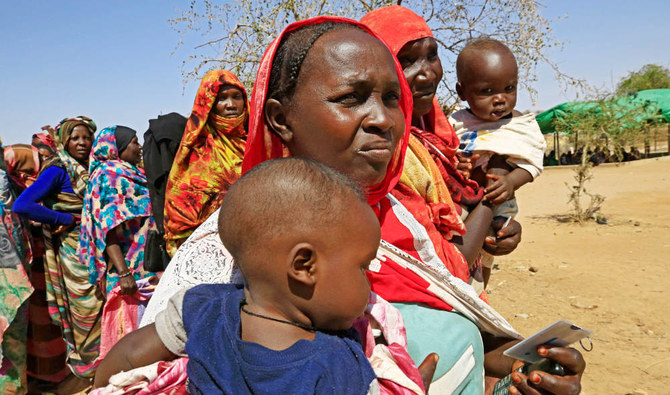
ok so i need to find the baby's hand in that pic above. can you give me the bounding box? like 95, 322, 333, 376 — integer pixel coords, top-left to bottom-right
455, 152, 479, 179
484, 174, 514, 205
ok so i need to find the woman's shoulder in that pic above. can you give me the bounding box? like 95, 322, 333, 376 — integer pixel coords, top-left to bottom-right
140, 208, 242, 326
40, 164, 67, 177
24, 165, 69, 195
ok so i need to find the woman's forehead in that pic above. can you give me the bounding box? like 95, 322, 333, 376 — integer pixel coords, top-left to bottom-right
219, 84, 243, 93
398, 36, 437, 55
302, 28, 397, 79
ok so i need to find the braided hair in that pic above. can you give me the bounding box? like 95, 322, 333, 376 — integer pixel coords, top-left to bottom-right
267, 22, 363, 102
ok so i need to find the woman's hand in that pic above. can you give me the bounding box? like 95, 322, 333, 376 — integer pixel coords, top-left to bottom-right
52, 214, 76, 235
509, 346, 585, 395
418, 353, 439, 392
118, 275, 138, 295
106, 225, 137, 295
96, 276, 107, 300
483, 218, 521, 256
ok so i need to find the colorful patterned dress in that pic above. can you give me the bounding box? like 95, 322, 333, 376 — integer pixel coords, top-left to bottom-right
29, 116, 103, 378
1, 139, 69, 392
80, 126, 156, 294
163, 70, 249, 257
0, 147, 33, 395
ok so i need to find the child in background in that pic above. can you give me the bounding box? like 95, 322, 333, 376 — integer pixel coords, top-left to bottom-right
94, 157, 380, 394
450, 38, 546, 289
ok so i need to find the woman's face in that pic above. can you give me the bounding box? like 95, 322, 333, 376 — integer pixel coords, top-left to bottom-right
212, 85, 245, 118
396, 37, 443, 121
277, 28, 405, 188
119, 136, 142, 166
66, 125, 93, 163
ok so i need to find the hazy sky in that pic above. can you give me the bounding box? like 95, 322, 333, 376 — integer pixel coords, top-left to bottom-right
1, 0, 668, 145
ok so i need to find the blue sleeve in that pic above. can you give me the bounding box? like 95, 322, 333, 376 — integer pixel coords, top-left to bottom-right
13, 167, 75, 226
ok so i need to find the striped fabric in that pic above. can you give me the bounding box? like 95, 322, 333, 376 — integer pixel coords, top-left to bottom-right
42, 193, 103, 378
26, 223, 69, 385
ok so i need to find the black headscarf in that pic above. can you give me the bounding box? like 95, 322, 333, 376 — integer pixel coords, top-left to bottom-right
114, 126, 136, 154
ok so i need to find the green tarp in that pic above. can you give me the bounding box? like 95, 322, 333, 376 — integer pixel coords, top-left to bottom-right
635, 89, 670, 122
536, 89, 670, 134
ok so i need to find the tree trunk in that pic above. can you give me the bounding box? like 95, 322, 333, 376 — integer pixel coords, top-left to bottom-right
644, 127, 650, 158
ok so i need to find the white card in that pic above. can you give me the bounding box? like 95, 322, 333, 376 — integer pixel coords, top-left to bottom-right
503, 319, 592, 363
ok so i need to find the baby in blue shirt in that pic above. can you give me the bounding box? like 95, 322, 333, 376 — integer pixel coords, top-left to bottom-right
95, 157, 380, 394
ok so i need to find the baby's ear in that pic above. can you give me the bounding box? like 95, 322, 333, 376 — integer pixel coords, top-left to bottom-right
264, 98, 293, 144
455, 82, 465, 101
287, 242, 317, 287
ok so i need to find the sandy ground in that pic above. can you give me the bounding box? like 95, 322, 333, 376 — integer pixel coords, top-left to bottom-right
487, 155, 670, 394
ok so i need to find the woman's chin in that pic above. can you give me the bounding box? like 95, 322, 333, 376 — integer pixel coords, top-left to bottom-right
352, 166, 389, 190
412, 99, 434, 120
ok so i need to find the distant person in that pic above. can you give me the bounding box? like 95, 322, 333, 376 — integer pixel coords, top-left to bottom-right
32, 130, 57, 163
449, 38, 546, 286
545, 150, 558, 166
80, 126, 158, 295
0, 137, 34, 393
1, 138, 70, 390
163, 70, 249, 257
589, 148, 606, 166
95, 158, 380, 394
142, 113, 188, 271
630, 146, 641, 160
79, 126, 158, 365
14, 116, 103, 378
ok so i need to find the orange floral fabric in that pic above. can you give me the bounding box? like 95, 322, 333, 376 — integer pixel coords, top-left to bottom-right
164, 70, 249, 257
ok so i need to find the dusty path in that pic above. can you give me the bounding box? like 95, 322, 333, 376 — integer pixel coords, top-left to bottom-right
487, 156, 670, 394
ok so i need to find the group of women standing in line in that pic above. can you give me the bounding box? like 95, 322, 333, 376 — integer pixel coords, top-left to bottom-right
2, 4, 583, 395
0, 62, 252, 393
133, 7, 582, 395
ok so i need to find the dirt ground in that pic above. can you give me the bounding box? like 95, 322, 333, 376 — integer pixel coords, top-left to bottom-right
487, 155, 670, 394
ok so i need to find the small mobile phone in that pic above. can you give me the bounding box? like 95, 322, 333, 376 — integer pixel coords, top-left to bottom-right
492, 358, 565, 395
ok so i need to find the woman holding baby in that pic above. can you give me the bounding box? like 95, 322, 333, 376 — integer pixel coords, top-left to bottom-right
99, 11, 584, 395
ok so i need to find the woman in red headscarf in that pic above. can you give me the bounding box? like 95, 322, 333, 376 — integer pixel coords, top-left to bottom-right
163, 70, 249, 257
99, 16, 584, 395
361, 6, 523, 294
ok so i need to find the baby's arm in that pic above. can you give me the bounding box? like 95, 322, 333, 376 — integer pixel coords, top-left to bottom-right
95, 288, 189, 387
482, 154, 533, 205
484, 167, 533, 205
94, 324, 176, 388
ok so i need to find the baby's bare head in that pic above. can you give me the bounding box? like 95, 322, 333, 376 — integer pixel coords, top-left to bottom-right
456, 38, 518, 121
218, 157, 366, 279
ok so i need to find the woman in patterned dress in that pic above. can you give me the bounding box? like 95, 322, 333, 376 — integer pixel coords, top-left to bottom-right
163, 70, 249, 257
13, 116, 102, 378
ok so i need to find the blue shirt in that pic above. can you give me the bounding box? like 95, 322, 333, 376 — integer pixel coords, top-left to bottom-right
157, 284, 377, 394
14, 166, 75, 226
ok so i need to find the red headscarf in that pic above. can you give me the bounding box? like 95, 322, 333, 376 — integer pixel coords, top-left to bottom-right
33, 132, 56, 151
241, 16, 413, 206
362, 5, 483, 208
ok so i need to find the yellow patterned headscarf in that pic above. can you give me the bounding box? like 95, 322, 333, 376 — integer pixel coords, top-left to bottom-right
43, 116, 97, 198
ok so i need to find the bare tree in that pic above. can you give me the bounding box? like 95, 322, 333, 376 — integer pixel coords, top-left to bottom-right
169, 0, 584, 106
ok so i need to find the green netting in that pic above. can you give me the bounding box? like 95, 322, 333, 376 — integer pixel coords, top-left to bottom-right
536, 89, 670, 134
635, 89, 670, 122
